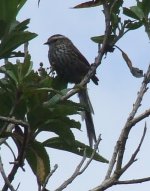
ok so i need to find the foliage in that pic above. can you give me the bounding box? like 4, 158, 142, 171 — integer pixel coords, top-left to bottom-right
0, 1, 108, 190
1, 0, 150, 191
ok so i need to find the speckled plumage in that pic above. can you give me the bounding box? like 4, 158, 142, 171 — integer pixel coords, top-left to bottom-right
45, 34, 98, 147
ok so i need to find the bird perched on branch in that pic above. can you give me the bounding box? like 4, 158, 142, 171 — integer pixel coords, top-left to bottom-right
44, 34, 99, 147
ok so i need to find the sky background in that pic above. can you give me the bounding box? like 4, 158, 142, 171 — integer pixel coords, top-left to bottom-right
1, 0, 150, 191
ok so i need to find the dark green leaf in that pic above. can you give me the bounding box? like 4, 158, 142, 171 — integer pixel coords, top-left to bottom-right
125, 20, 143, 30
123, 6, 144, 20
0, 31, 37, 58
110, 0, 123, 15
43, 137, 109, 163
51, 76, 68, 90
91, 35, 116, 44
130, 6, 144, 20
21, 54, 33, 78
51, 100, 84, 116
40, 117, 76, 144
0, 0, 18, 22
0, 63, 18, 85
43, 88, 70, 107
73, 0, 103, 8
26, 140, 50, 185
14, 19, 30, 31
141, 0, 150, 17
123, 7, 140, 20
0, 20, 7, 39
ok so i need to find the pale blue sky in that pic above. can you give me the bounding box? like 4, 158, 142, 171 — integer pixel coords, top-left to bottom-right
1, 0, 150, 191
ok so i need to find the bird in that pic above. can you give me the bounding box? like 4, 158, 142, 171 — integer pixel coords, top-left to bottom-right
44, 34, 99, 147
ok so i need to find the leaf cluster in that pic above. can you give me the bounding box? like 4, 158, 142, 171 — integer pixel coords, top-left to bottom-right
0, 1, 108, 188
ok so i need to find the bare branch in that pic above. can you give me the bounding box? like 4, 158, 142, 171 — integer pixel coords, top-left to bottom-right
0, 156, 16, 191
79, 134, 102, 174
91, 65, 150, 191
115, 65, 150, 172
0, 123, 15, 146
54, 150, 86, 191
105, 64, 150, 180
0, 116, 29, 128
41, 164, 58, 191
121, 124, 147, 174
116, 177, 150, 185
131, 108, 150, 125
54, 135, 101, 191
105, 142, 119, 179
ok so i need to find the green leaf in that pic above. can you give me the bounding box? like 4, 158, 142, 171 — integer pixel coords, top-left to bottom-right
0, 89, 14, 127
43, 88, 70, 107
40, 117, 77, 144
51, 100, 84, 116
125, 20, 143, 30
16, 0, 27, 13
51, 76, 68, 90
91, 35, 116, 44
21, 54, 33, 78
43, 137, 109, 163
0, 31, 37, 58
0, 0, 18, 22
123, 7, 140, 20
123, 6, 145, 20
73, 0, 103, 8
110, 0, 123, 15
14, 19, 30, 31
0, 63, 18, 85
137, 0, 150, 18
0, 90, 13, 115
27, 106, 52, 130
26, 140, 50, 185
0, 20, 7, 39
130, 6, 145, 20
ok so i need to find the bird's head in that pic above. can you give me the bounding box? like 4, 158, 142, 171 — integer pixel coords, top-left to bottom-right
44, 34, 68, 46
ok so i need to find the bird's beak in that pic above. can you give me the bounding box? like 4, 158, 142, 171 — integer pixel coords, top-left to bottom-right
44, 42, 48, 45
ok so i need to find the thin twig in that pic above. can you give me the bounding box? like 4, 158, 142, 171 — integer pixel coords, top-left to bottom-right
54, 151, 86, 191
79, 134, 102, 174
0, 156, 16, 191
121, 123, 147, 174
116, 177, 150, 185
41, 164, 58, 191
54, 135, 101, 191
105, 65, 150, 179
115, 65, 150, 171
2, 124, 30, 190
131, 108, 150, 125
0, 116, 29, 128
0, 123, 15, 146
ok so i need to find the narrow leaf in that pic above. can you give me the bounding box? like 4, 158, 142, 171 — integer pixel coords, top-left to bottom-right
43, 137, 108, 163
116, 46, 143, 78
26, 140, 50, 185
73, 0, 103, 8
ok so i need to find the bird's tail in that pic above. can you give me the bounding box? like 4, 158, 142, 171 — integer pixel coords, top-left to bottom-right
78, 87, 97, 147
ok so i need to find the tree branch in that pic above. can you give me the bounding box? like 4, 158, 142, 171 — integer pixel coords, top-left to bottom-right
105, 64, 150, 180
0, 156, 15, 191
54, 135, 101, 191
121, 124, 147, 174
115, 64, 150, 171
0, 116, 29, 128
116, 177, 150, 185
131, 108, 150, 125
41, 164, 58, 191
91, 64, 150, 191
